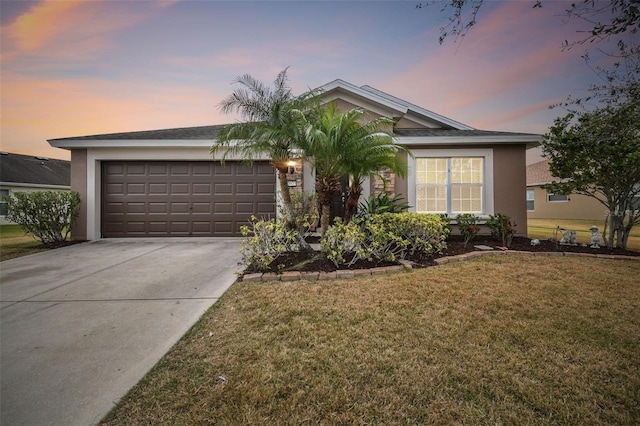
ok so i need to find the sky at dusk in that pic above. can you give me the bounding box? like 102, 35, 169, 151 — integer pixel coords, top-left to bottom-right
0, 0, 626, 161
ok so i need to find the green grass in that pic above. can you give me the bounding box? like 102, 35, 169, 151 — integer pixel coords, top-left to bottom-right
0, 224, 47, 260
528, 218, 640, 251
101, 255, 640, 425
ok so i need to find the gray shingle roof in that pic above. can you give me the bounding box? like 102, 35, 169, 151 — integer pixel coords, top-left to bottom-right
0, 152, 70, 187
49, 125, 537, 142
48, 125, 227, 141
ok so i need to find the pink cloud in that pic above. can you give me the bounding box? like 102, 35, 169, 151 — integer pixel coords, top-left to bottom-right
1, 71, 230, 160
381, 1, 583, 130
1, 0, 176, 63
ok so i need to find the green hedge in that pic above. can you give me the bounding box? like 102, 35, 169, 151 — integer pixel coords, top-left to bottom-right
5, 191, 81, 243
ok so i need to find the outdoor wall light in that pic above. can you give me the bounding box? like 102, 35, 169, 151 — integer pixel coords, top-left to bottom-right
287, 160, 296, 174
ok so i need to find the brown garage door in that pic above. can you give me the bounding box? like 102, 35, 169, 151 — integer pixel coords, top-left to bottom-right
102, 161, 276, 237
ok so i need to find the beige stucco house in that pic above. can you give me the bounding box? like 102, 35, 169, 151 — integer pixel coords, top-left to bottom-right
48, 79, 541, 240
526, 159, 606, 221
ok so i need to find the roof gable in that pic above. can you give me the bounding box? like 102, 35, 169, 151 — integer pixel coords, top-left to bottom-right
0, 152, 70, 187
317, 79, 473, 130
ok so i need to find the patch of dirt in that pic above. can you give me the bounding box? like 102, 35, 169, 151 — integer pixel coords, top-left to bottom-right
443, 235, 640, 257
243, 235, 639, 276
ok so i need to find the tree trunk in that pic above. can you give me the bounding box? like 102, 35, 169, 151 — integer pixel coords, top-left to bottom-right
277, 168, 293, 225
343, 184, 362, 224
315, 176, 341, 236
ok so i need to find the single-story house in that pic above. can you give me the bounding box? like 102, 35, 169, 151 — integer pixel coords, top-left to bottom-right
48, 79, 541, 240
0, 152, 71, 224
526, 159, 606, 221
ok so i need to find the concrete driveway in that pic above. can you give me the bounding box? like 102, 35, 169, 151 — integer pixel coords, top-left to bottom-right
1, 238, 242, 426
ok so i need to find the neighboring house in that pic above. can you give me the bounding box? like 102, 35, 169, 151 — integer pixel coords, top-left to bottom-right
0, 152, 71, 224
48, 79, 541, 240
526, 159, 606, 221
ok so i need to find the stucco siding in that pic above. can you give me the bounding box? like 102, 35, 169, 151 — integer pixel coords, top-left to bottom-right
493, 145, 528, 236
527, 186, 606, 221
70, 149, 88, 240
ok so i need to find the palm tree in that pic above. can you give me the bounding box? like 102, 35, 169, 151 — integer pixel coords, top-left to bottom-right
301, 104, 408, 234
337, 109, 408, 224
211, 68, 316, 219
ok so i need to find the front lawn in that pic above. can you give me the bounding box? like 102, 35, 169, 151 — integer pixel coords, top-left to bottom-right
528, 218, 640, 251
0, 224, 47, 260
101, 255, 640, 425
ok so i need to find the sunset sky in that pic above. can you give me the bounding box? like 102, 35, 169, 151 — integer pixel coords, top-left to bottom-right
0, 0, 624, 161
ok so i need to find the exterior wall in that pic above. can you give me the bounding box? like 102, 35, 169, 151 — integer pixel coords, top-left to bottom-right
493, 145, 528, 236
395, 144, 528, 236
70, 149, 88, 240
527, 186, 606, 221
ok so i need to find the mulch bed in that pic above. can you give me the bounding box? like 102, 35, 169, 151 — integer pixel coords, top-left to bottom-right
244, 235, 640, 275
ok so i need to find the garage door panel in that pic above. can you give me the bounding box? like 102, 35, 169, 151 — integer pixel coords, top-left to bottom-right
102, 161, 275, 237
126, 221, 147, 233
236, 183, 255, 194
192, 203, 212, 214
126, 183, 145, 194
106, 183, 124, 195
214, 221, 233, 233
193, 183, 212, 194
149, 183, 168, 195
126, 164, 145, 175
127, 202, 146, 214
170, 183, 189, 194
149, 164, 168, 175
214, 203, 232, 213
170, 164, 189, 175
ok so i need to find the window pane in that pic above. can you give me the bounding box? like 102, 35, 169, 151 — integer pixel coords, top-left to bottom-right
417, 158, 446, 185
526, 189, 535, 211
452, 157, 482, 184
548, 193, 568, 202
417, 185, 446, 213
452, 185, 482, 213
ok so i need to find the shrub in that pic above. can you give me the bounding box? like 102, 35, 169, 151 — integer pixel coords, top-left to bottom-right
355, 192, 410, 218
240, 217, 298, 272
486, 213, 517, 247
456, 213, 481, 247
5, 191, 81, 243
321, 218, 368, 267
321, 212, 449, 266
364, 213, 449, 262
278, 191, 318, 251
438, 213, 452, 235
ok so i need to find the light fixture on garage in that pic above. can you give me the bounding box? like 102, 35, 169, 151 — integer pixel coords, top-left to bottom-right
287, 160, 296, 174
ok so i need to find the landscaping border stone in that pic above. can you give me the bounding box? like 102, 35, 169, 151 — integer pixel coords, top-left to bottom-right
241, 250, 640, 283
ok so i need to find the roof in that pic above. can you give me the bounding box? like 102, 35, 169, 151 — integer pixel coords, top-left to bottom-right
0, 152, 70, 187
527, 159, 555, 185
318, 79, 474, 130
48, 124, 226, 141
48, 79, 541, 149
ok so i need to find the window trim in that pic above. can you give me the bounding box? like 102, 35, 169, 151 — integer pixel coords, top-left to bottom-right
408, 148, 494, 216
526, 189, 535, 211
547, 193, 569, 203
0, 189, 9, 217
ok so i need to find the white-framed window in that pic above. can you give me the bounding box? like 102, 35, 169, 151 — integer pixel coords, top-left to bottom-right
0, 189, 9, 216
526, 189, 535, 211
547, 193, 568, 202
408, 149, 494, 216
